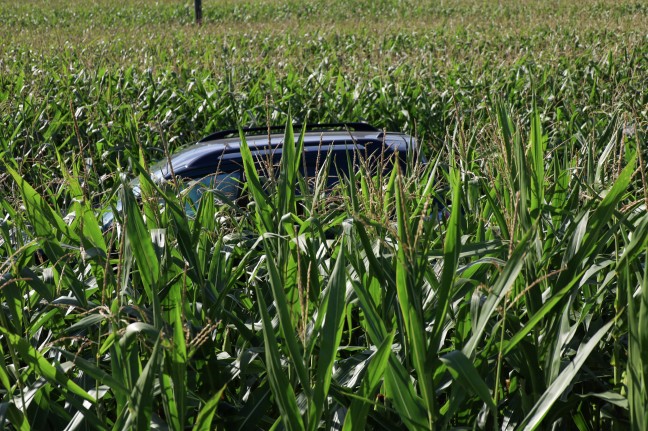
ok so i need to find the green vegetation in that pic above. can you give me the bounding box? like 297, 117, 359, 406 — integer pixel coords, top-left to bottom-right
0, 0, 647, 429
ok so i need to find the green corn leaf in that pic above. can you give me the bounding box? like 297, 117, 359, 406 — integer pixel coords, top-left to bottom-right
55, 349, 128, 395
348, 268, 389, 346
528, 109, 546, 217
576, 391, 628, 410
384, 355, 428, 430
410, 154, 441, 221
480, 178, 510, 240
513, 127, 531, 231
55, 148, 107, 251
119, 322, 160, 349
162, 278, 188, 431
108, 333, 128, 417
394, 164, 435, 425
4, 165, 74, 241
120, 180, 159, 308
192, 385, 227, 431
236, 383, 272, 431
383, 163, 398, 220
495, 103, 514, 168
64, 313, 105, 335
309, 241, 346, 431
594, 114, 620, 186
3, 166, 89, 305
0, 347, 14, 397
521, 319, 615, 430
2, 278, 23, 332
160, 373, 180, 431
130, 160, 204, 287
617, 214, 648, 271
254, 283, 305, 431
277, 118, 301, 217
627, 253, 648, 430
0, 327, 95, 403
463, 227, 533, 358
349, 225, 413, 431
239, 129, 273, 234
0, 402, 30, 431
342, 329, 395, 431
138, 146, 161, 230
193, 189, 216, 273
430, 166, 462, 352
503, 270, 586, 357
569, 156, 635, 266
440, 350, 497, 412
262, 237, 311, 398
122, 338, 162, 431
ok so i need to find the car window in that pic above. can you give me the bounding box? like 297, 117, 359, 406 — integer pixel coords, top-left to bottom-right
183, 172, 242, 215
300, 145, 367, 188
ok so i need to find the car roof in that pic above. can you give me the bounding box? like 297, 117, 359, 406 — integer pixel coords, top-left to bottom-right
196, 122, 382, 142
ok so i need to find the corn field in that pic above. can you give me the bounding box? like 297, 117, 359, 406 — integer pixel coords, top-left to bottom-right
0, 0, 647, 429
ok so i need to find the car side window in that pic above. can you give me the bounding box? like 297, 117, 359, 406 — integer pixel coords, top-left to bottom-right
184, 172, 242, 214
301, 145, 363, 189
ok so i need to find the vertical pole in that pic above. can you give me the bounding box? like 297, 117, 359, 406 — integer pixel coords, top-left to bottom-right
195, 0, 202, 25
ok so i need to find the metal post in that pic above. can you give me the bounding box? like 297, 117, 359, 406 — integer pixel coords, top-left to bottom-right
195, 0, 202, 25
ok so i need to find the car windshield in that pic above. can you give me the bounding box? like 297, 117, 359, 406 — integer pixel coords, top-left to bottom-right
102, 171, 242, 228
182, 172, 242, 216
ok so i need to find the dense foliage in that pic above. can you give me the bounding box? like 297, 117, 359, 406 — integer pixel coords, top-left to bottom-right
0, 0, 647, 429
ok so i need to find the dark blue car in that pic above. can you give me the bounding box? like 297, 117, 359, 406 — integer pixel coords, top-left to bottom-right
103, 123, 426, 227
